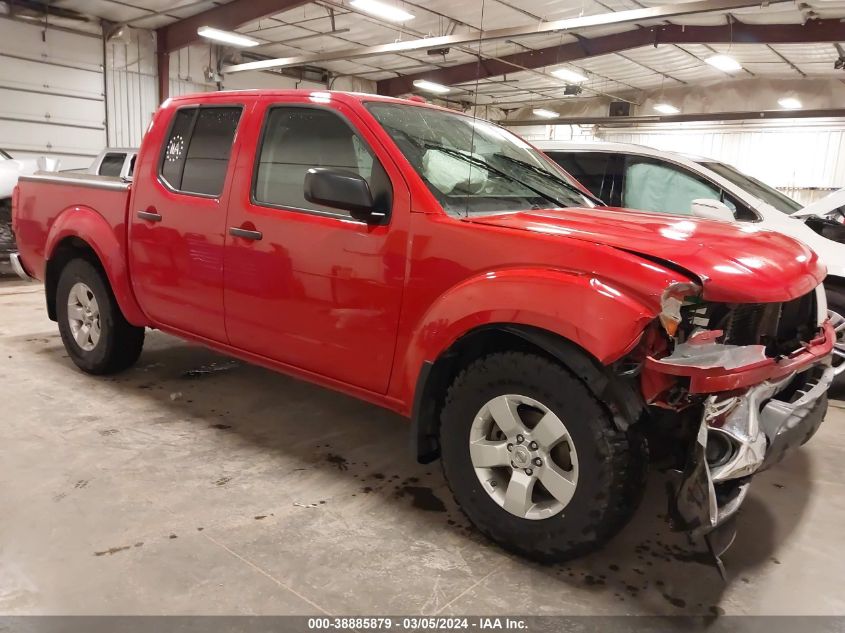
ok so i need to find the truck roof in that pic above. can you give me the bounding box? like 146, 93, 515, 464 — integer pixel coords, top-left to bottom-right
165, 89, 440, 109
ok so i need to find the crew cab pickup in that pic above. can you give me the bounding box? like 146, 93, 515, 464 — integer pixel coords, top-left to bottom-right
12, 90, 835, 566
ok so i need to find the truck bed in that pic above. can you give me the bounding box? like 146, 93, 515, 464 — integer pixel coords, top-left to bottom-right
13, 172, 131, 280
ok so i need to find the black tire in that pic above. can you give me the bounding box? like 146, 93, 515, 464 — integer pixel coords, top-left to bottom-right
56, 258, 145, 374
439, 351, 647, 563
825, 285, 845, 391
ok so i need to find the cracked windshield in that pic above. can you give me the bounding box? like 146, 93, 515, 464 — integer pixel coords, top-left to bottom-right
367, 102, 596, 217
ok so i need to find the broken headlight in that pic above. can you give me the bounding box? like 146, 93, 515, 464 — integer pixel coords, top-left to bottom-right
659, 281, 703, 338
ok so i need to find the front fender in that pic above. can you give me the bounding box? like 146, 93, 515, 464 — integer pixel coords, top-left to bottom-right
46, 206, 147, 326
398, 267, 658, 407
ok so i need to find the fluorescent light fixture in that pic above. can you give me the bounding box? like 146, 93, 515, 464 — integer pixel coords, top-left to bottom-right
551, 67, 588, 83
197, 26, 259, 47
705, 54, 742, 73
350, 0, 414, 22
532, 108, 559, 119
654, 103, 680, 114
413, 79, 450, 94
778, 96, 802, 109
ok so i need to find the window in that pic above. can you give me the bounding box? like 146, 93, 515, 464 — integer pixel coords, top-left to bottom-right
160, 106, 242, 196
623, 157, 721, 216
700, 161, 801, 215
546, 152, 610, 202
253, 107, 391, 218
98, 153, 126, 177
127, 155, 136, 178
367, 102, 595, 217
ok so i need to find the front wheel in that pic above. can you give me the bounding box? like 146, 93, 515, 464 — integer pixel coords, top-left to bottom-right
439, 351, 647, 563
56, 258, 145, 374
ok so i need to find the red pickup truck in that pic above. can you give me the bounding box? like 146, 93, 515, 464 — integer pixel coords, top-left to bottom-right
11, 90, 834, 566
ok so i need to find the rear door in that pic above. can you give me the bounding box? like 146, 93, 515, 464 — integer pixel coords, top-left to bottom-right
223, 97, 409, 393
544, 151, 618, 204
129, 103, 244, 342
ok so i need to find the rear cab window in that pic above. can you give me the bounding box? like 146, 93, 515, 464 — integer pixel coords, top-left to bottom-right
159, 105, 243, 197
98, 153, 126, 177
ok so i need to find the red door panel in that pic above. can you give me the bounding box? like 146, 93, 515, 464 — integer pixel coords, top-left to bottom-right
128, 104, 245, 342
223, 96, 409, 394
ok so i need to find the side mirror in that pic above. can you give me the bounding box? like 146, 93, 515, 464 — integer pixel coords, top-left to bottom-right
690, 198, 735, 222
304, 168, 380, 222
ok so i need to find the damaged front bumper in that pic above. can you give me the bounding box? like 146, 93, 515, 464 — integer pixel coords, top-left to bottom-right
644, 321, 834, 569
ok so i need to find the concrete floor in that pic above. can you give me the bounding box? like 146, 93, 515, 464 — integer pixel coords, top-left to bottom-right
1, 270, 844, 617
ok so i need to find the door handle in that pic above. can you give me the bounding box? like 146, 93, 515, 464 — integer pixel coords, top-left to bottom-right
229, 227, 263, 241
137, 210, 162, 222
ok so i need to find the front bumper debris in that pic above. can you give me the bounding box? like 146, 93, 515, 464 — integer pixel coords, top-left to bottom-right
643, 320, 834, 396
669, 364, 833, 572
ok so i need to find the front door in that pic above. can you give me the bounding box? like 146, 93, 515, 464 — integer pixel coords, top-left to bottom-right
223, 98, 408, 394
129, 104, 244, 342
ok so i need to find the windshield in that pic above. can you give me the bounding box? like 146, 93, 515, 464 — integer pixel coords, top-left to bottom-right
366, 102, 596, 217
701, 161, 802, 215
0, 148, 10, 160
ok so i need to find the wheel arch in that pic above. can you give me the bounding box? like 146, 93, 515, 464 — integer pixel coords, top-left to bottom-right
44, 207, 147, 326
410, 323, 644, 463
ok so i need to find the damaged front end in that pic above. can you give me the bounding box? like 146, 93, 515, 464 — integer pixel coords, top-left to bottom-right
636, 282, 834, 573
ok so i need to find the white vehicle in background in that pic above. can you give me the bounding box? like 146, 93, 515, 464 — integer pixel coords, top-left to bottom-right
536, 140, 845, 381
86, 147, 138, 180
1, 148, 50, 262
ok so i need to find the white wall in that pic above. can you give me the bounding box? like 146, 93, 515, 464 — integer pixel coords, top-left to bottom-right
0, 16, 106, 169
596, 119, 845, 204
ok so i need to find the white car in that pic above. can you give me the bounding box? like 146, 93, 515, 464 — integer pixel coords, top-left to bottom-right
0, 148, 43, 261
535, 140, 845, 379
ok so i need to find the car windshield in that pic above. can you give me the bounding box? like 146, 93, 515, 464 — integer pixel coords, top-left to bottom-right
700, 161, 802, 215
366, 102, 596, 217
0, 148, 10, 160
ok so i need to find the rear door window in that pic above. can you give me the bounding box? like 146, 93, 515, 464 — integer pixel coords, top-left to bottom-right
160, 106, 242, 197
546, 151, 610, 202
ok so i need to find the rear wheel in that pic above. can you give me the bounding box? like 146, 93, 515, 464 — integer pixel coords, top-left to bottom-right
439, 351, 647, 562
56, 258, 144, 374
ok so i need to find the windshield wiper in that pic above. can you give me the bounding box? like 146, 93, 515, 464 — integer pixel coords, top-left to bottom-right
491, 153, 601, 204
424, 144, 571, 209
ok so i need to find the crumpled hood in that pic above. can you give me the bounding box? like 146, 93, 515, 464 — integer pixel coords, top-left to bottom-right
0, 158, 40, 198
470, 207, 826, 303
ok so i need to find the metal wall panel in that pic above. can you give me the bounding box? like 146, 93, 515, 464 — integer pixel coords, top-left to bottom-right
597, 120, 845, 195
0, 17, 106, 169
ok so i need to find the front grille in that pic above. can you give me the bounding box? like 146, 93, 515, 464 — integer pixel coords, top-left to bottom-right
680, 290, 818, 357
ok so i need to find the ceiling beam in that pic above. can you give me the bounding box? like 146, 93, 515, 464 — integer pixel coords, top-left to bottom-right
504, 108, 845, 125
222, 0, 789, 73
156, 0, 311, 54
377, 18, 845, 96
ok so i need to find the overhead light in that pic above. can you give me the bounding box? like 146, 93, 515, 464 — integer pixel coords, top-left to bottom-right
533, 108, 559, 119
705, 54, 742, 73
413, 79, 450, 94
551, 68, 588, 83
197, 26, 259, 47
350, 0, 414, 22
778, 96, 802, 109
654, 103, 680, 114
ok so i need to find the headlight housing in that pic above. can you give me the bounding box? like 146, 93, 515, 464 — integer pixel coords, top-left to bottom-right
659, 281, 702, 338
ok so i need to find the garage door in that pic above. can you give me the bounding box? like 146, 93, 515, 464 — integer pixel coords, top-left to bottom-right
0, 17, 106, 170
